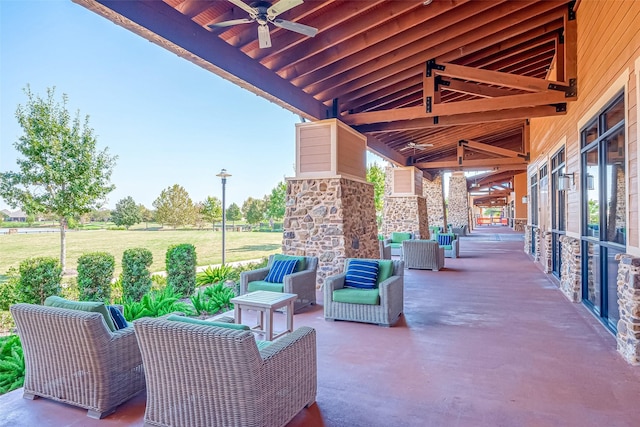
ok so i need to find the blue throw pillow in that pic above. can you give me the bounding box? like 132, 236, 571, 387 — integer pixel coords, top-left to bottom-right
344, 259, 379, 289
108, 305, 128, 330
265, 259, 298, 283
437, 234, 453, 246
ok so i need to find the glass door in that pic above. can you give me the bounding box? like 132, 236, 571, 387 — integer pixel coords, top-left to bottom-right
550, 148, 566, 278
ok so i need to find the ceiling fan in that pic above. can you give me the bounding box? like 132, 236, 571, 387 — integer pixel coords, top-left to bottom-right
400, 142, 433, 152
208, 0, 318, 49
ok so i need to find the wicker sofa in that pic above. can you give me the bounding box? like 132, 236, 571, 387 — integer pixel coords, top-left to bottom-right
240, 254, 318, 312
10, 303, 145, 419
133, 316, 317, 427
324, 258, 404, 327
402, 240, 445, 271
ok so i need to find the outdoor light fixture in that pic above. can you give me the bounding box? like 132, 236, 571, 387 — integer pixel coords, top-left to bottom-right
558, 172, 575, 191
423, 0, 433, 5
587, 174, 595, 190
216, 169, 232, 265
522, 196, 528, 204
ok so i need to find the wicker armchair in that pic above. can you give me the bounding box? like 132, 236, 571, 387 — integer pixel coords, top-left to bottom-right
324, 258, 404, 327
433, 232, 460, 258
379, 240, 391, 259
240, 254, 318, 312
133, 317, 317, 427
402, 240, 445, 271
383, 232, 415, 256
9, 303, 145, 419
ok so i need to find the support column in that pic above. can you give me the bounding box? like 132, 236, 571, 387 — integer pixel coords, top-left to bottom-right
284, 119, 378, 287
559, 235, 581, 302
447, 171, 470, 231
423, 174, 446, 229
616, 254, 640, 365
381, 166, 429, 239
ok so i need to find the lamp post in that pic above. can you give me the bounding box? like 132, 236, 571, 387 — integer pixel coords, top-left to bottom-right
216, 169, 231, 265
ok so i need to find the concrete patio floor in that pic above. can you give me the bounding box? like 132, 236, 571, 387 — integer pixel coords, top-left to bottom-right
2, 226, 639, 426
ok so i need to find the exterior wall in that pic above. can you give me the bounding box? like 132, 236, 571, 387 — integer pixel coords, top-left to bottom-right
616, 254, 640, 365
447, 172, 469, 228
541, 231, 552, 274
513, 172, 528, 219
423, 175, 446, 228
529, 1, 640, 250
283, 177, 378, 287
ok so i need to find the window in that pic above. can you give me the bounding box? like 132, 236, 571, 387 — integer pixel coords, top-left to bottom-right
551, 147, 566, 278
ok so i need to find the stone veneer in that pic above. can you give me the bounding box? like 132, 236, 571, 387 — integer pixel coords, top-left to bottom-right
616, 254, 640, 365
283, 177, 378, 288
423, 175, 446, 228
559, 235, 581, 302
381, 196, 429, 239
447, 172, 469, 229
513, 219, 526, 232
524, 225, 533, 255
533, 227, 541, 262
541, 231, 552, 273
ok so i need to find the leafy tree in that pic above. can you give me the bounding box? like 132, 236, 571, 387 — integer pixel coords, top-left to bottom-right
0, 86, 116, 272
201, 196, 222, 229
265, 181, 287, 221
152, 184, 195, 228
242, 197, 265, 226
366, 164, 385, 214
112, 196, 142, 229
89, 208, 111, 222
138, 204, 154, 229
226, 202, 242, 225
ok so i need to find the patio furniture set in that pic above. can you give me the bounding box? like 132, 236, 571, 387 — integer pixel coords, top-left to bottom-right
380, 229, 461, 271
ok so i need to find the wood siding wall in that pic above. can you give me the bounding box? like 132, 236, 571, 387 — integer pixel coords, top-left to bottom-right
529, 0, 640, 251
513, 172, 528, 218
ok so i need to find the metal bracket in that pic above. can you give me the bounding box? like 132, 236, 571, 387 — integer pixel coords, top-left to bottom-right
558, 29, 564, 44
568, 1, 576, 21
426, 96, 432, 113
435, 76, 449, 91
552, 103, 567, 113
331, 98, 339, 118
433, 116, 438, 125
426, 59, 445, 77
547, 83, 577, 97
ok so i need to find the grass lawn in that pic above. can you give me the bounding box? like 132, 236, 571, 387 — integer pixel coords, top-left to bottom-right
0, 229, 283, 276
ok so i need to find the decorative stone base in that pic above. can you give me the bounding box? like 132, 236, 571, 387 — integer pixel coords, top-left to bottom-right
283, 177, 378, 288
533, 227, 541, 262
381, 196, 429, 239
616, 254, 640, 365
513, 219, 526, 232
559, 235, 581, 302
423, 175, 446, 228
524, 226, 532, 255
541, 231, 552, 273
448, 172, 469, 230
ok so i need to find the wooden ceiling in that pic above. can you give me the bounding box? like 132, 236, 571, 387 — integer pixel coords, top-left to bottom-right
74, 0, 578, 200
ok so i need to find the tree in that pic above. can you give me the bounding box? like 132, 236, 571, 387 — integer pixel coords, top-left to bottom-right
265, 181, 287, 221
152, 184, 195, 228
138, 204, 154, 229
367, 164, 385, 214
226, 202, 242, 225
0, 86, 116, 272
242, 197, 265, 226
112, 196, 142, 229
201, 196, 222, 229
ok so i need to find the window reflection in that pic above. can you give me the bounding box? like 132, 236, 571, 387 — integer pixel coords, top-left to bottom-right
585, 147, 599, 238
605, 128, 626, 244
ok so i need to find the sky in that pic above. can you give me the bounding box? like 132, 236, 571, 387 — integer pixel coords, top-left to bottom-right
0, 0, 385, 212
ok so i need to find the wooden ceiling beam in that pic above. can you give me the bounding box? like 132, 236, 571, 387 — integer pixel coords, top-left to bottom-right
444, 80, 520, 98
314, 3, 566, 102
76, 0, 327, 120
342, 75, 423, 112
415, 157, 527, 169
274, 1, 426, 78
365, 136, 406, 166
295, 0, 500, 89
462, 140, 526, 158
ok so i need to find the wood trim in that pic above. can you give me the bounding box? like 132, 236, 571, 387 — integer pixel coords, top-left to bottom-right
462, 140, 526, 158
414, 157, 527, 169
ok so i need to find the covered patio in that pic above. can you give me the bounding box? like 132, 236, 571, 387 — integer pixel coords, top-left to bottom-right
2, 226, 639, 426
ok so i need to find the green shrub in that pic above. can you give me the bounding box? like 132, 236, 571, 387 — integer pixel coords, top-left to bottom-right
0, 335, 24, 395
190, 282, 235, 316
151, 274, 167, 291
166, 244, 197, 297
16, 257, 62, 305
226, 258, 269, 283
196, 265, 234, 287
121, 248, 153, 301
0, 269, 19, 311
0, 311, 15, 335
60, 276, 79, 301
117, 284, 193, 321
77, 252, 115, 302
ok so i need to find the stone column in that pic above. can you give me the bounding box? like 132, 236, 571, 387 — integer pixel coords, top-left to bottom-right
447, 171, 469, 230
541, 231, 552, 273
559, 235, 581, 302
283, 177, 378, 288
423, 174, 446, 229
381, 167, 429, 239
616, 254, 640, 365
524, 226, 533, 255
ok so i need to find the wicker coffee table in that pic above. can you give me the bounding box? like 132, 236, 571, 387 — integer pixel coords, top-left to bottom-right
231, 291, 297, 341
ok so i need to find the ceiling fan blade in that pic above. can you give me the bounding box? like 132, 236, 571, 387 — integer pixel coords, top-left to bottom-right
208, 18, 254, 29
399, 146, 411, 151
258, 24, 272, 48
272, 18, 318, 37
226, 0, 258, 17
267, 0, 304, 18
